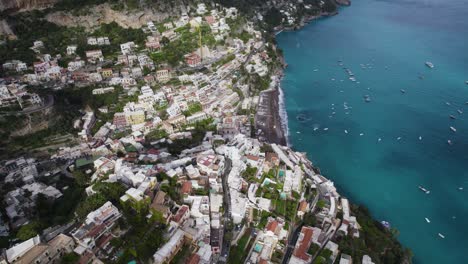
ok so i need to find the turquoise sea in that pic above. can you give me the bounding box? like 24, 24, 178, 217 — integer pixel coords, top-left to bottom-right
277, 0, 468, 263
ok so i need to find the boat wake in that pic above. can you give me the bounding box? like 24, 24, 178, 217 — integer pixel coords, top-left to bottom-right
278, 84, 290, 146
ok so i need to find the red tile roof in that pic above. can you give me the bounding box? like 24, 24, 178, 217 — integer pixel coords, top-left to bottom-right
87, 223, 106, 238
147, 148, 159, 155
298, 200, 308, 212
172, 205, 189, 224
186, 253, 200, 264
246, 155, 260, 161
266, 220, 278, 233
205, 16, 216, 25
293, 226, 314, 262
181, 181, 192, 195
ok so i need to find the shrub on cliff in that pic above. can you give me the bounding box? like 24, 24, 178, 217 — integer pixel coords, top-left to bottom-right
337, 205, 413, 263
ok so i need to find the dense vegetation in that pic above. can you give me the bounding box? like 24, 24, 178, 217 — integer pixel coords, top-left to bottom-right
337, 205, 413, 264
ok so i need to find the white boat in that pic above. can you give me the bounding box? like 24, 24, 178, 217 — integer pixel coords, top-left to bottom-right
313, 69, 319, 72
378, 138, 382, 142
425, 61, 434, 68
397, 137, 402, 141
458, 187, 463, 191
425, 218, 431, 223
359, 133, 364, 136
457, 109, 463, 114
323, 128, 329, 131
296, 131, 301, 134
419, 136, 423, 140
438, 233, 445, 239
446, 102, 451, 106
381, 221, 391, 229
448, 140, 453, 145
400, 89, 406, 94
313, 127, 319, 131
450, 126, 457, 132
418, 185, 430, 194
344, 130, 348, 134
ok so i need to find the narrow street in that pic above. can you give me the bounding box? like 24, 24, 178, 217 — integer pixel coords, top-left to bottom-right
282, 223, 303, 264
218, 158, 232, 263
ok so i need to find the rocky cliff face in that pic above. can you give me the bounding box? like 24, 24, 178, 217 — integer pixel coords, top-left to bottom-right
0, 0, 58, 11
45, 3, 178, 30
45, 2, 189, 30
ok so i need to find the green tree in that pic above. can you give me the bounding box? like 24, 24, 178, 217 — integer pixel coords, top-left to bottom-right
73, 170, 91, 187
60, 252, 80, 264
16, 223, 39, 241
160, 36, 170, 46
76, 194, 107, 219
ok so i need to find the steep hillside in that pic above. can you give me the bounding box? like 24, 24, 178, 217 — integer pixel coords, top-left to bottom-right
0, 0, 58, 11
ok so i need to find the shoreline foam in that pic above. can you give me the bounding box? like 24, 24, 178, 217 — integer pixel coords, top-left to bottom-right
277, 78, 290, 146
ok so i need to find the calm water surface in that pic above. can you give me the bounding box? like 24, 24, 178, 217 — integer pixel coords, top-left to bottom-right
277, 0, 468, 263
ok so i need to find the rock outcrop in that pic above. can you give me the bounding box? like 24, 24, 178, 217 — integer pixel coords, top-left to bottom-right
45, 3, 183, 30
0, 19, 16, 39
0, 0, 58, 11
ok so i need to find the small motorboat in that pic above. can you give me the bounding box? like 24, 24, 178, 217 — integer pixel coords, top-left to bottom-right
400, 89, 406, 94
448, 140, 453, 145
344, 130, 348, 134
419, 136, 423, 140
438, 233, 445, 239
450, 115, 456, 120
397, 137, 402, 141
359, 133, 364, 136
378, 138, 382, 142
323, 128, 329, 131
457, 109, 463, 114
425, 61, 434, 68
446, 102, 451, 106
418, 185, 430, 194
450, 126, 457, 132
381, 221, 391, 229
425, 218, 431, 223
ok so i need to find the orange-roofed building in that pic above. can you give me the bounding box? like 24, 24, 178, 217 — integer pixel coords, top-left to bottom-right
181, 181, 192, 195
205, 16, 216, 25
186, 253, 200, 264
290, 226, 314, 264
